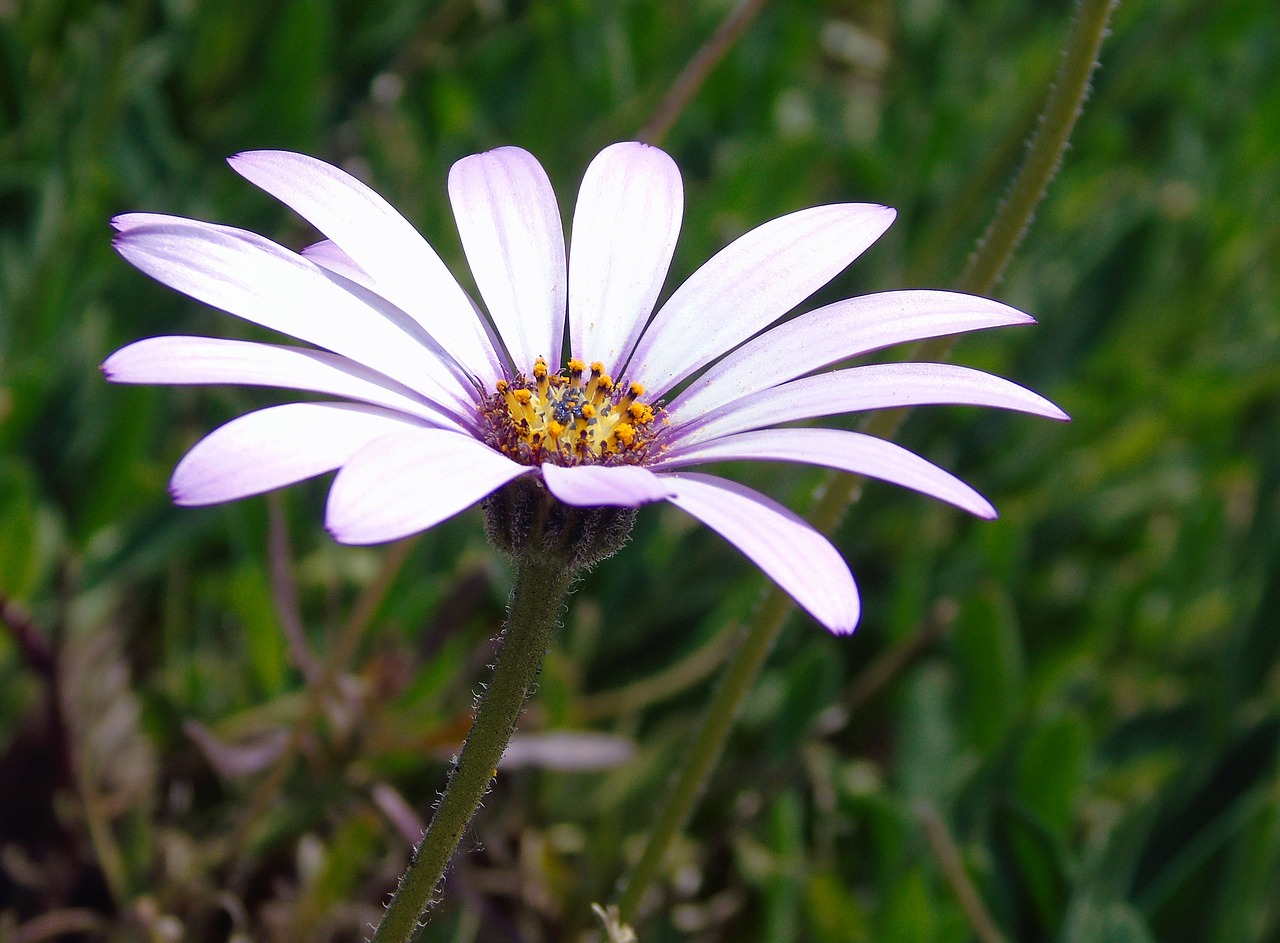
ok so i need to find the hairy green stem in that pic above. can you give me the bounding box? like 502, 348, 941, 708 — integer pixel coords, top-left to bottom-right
373, 557, 572, 943
615, 0, 1117, 923
959, 0, 1119, 295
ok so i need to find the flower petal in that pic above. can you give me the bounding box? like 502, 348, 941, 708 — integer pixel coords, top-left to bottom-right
672, 362, 1070, 445
301, 239, 377, 290
670, 290, 1035, 421
541, 463, 673, 507
227, 150, 505, 382
657, 427, 996, 519
658, 472, 859, 633
326, 429, 531, 544
103, 335, 463, 428
626, 203, 897, 397
171, 402, 425, 506
113, 218, 477, 420
449, 147, 566, 370
568, 142, 683, 369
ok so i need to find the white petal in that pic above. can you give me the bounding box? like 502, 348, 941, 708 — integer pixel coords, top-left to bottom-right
171, 403, 425, 506
326, 429, 531, 544
114, 218, 478, 421
449, 147, 566, 370
103, 335, 464, 428
569, 143, 683, 369
659, 472, 859, 634
541, 463, 673, 507
670, 290, 1035, 421
626, 203, 897, 397
656, 427, 996, 519
673, 362, 1070, 445
227, 150, 506, 382
301, 239, 377, 290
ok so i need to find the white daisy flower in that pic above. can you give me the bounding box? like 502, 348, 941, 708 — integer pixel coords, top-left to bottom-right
103, 142, 1066, 633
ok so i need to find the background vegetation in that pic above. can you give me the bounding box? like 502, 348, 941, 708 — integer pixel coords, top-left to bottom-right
2, 0, 1279, 940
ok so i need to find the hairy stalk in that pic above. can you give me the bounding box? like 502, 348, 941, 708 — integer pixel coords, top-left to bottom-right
615, 0, 1117, 923
372, 557, 573, 943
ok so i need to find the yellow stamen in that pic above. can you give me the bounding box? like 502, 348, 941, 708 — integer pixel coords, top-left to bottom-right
487, 359, 661, 465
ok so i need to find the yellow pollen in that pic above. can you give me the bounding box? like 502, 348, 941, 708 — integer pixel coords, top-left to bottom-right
488, 359, 661, 465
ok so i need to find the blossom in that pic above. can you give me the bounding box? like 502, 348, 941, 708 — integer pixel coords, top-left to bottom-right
103, 143, 1066, 634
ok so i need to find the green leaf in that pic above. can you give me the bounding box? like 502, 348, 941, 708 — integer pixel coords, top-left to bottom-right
1010, 713, 1088, 925
226, 563, 289, 697
950, 586, 1025, 752
895, 663, 959, 804
805, 867, 871, 943
1017, 713, 1088, 840
1061, 893, 1158, 943
0, 461, 40, 598
879, 868, 937, 943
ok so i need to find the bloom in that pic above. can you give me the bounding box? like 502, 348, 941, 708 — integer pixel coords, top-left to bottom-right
103, 143, 1066, 633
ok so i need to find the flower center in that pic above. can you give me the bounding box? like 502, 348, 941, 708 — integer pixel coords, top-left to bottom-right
482, 357, 663, 466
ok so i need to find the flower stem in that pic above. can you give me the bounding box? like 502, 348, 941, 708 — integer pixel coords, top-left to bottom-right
959, 0, 1119, 296
373, 557, 572, 943
614, 0, 1117, 924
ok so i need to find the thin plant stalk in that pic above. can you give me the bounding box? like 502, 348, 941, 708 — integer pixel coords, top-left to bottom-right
614, 0, 1118, 923
372, 557, 574, 943
228, 537, 418, 872
640, 0, 772, 145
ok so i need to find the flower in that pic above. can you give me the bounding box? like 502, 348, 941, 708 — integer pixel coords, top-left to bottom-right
103, 143, 1066, 634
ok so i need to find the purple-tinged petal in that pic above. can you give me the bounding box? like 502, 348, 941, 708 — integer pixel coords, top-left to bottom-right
103, 335, 464, 429
673, 362, 1070, 445
227, 150, 506, 382
656, 427, 996, 519
449, 147, 566, 370
500, 731, 636, 771
626, 203, 897, 397
541, 463, 673, 508
301, 239, 377, 290
113, 218, 477, 420
171, 403, 425, 506
326, 430, 531, 544
568, 143, 682, 369
658, 472, 859, 634
113, 212, 170, 233
670, 290, 1035, 421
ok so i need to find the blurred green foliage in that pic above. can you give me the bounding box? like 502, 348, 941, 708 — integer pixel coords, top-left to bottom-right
2, 0, 1279, 940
